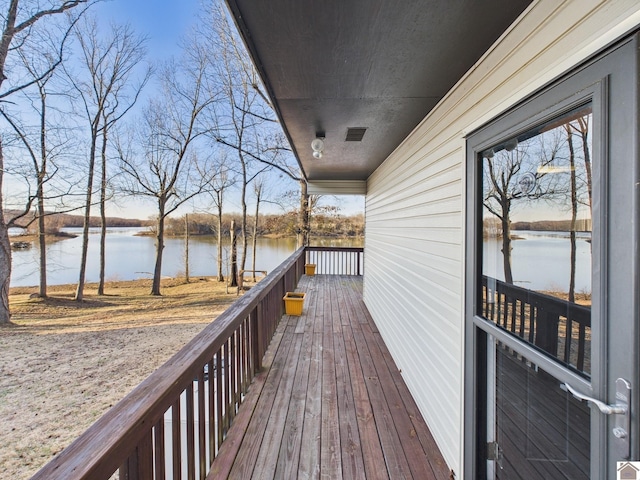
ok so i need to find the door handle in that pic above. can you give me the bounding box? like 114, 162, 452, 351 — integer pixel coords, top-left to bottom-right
563, 381, 628, 414
563, 378, 631, 459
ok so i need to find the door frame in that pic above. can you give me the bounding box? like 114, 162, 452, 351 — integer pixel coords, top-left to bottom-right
463, 33, 639, 479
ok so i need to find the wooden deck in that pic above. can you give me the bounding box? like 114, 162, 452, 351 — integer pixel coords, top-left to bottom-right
208, 275, 450, 479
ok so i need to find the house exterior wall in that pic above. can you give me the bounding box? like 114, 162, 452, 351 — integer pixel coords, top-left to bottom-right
363, 0, 640, 475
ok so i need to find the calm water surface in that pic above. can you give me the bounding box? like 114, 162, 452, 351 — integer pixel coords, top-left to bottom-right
10, 227, 361, 287
11, 228, 584, 292
483, 230, 591, 293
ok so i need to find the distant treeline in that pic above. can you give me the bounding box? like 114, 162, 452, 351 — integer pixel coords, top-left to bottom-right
9, 209, 365, 238
8, 210, 151, 233
512, 219, 591, 232
164, 212, 365, 238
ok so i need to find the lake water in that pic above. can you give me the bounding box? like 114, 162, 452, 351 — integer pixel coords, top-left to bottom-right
10, 228, 588, 292
9, 227, 363, 287
483, 230, 592, 293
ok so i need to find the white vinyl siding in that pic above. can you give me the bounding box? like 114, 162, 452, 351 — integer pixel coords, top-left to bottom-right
362, 0, 640, 474
306, 180, 367, 195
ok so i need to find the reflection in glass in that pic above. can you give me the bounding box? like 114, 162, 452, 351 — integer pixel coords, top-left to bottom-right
479, 106, 593, 376
493, 343, 590, 479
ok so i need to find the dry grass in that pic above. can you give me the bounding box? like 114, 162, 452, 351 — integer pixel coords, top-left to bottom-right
0, 277, 239, 479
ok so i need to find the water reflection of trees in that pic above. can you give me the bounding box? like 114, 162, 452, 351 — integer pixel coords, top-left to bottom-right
482, 107, 593, 301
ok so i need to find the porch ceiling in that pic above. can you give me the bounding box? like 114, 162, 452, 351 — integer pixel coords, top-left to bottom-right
225, 0, 532, 182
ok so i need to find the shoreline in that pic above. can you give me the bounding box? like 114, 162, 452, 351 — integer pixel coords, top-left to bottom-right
10, 230, 364, 241
8, 275, 227, 296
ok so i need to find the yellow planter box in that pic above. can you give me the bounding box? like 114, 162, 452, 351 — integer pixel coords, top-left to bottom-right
283, 292, 306, 316
305, 264, 316, 276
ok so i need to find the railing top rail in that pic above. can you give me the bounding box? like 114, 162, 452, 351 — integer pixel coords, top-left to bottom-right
305, 246, 364, 252
33, 246, 306, 480
482, 275, 590, 325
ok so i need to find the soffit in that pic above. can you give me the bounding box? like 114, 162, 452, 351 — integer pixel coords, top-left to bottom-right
226, 0, 532, 181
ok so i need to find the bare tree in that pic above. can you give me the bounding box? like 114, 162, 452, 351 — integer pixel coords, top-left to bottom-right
0, 50, 77, 298
483, 132, 565, 284
0, 0, 93, 323
213, 30, 258, 272
565, 125, 579, 301
119, 47, 217, 295
565, 114, 592, 301
203, 1, 305, 251
199, 152, 235, 282
483, 148, 523, 284
184, 213, 190, 282
69, 17, 150, 300
228, 218, 238, 288
26, 69, 54, 298
281, 185, 328, 245
250, 179, 263, 281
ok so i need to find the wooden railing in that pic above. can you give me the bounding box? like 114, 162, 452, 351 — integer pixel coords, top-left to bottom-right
305, 246, 364, 275
31, 245, 363, 479
481, 276, 591, 375
32, 247, 307, 480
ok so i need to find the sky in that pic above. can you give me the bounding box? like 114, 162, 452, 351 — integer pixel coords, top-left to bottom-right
89, 0, 366, 220
97, 0, 201, 61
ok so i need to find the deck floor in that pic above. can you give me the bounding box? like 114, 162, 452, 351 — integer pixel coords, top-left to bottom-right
209, 275, 450, 479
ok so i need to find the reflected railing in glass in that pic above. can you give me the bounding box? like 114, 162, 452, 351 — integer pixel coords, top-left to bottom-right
481, 276, 591, 376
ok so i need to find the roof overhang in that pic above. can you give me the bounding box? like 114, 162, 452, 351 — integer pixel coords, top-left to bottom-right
225, 0, 532, 190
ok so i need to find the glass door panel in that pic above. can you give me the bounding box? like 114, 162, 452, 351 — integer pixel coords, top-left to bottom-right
479, 106, 594, 478
493, 340, 590, 479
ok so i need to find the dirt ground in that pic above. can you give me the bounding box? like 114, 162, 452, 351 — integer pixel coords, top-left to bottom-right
0, 277, 239, 479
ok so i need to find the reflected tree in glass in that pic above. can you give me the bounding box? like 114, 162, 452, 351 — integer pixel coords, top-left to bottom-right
564, 115, 592, 302
482, 133, 566, 284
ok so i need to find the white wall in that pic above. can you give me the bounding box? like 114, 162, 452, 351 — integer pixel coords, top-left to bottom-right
363, 0, 640, 475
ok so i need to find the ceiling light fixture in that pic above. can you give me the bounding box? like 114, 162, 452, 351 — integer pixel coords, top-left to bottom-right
311, 133, 325, 159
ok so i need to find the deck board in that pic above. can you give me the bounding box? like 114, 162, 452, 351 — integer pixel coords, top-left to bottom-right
334, 329, 367, 479
209, 275, 450, 480
252, 326, 303, 479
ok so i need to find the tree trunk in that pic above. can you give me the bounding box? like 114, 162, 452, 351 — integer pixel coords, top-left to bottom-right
567, 126, 577, 302
578, 117, 593, 218
98, 123, 108, 295
298, 179, 310, 248
500, 203, 513, 284
37, 176, 47, 298
216, 201, 224, 282
240, 173, 247, 272
0, 141, 12, 323
578, 117, 593, 256
184, 214, 190, 283
75, 130, 98, 301
251, 196, 259, 282
229, 219, 238, 288
151, 203, 166, 296
37, 88, 47, 298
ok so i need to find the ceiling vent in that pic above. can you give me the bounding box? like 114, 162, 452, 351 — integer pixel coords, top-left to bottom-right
345, 127, 367, 142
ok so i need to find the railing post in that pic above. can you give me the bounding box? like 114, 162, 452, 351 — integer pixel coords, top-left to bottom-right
254, 302, 263, 372
216, 349, 224, 452
119, 431, 154, 480
535, 310, 560, 356
154, 419, 165, 480
186, 383, 195, 480
172, 399, 182, 480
